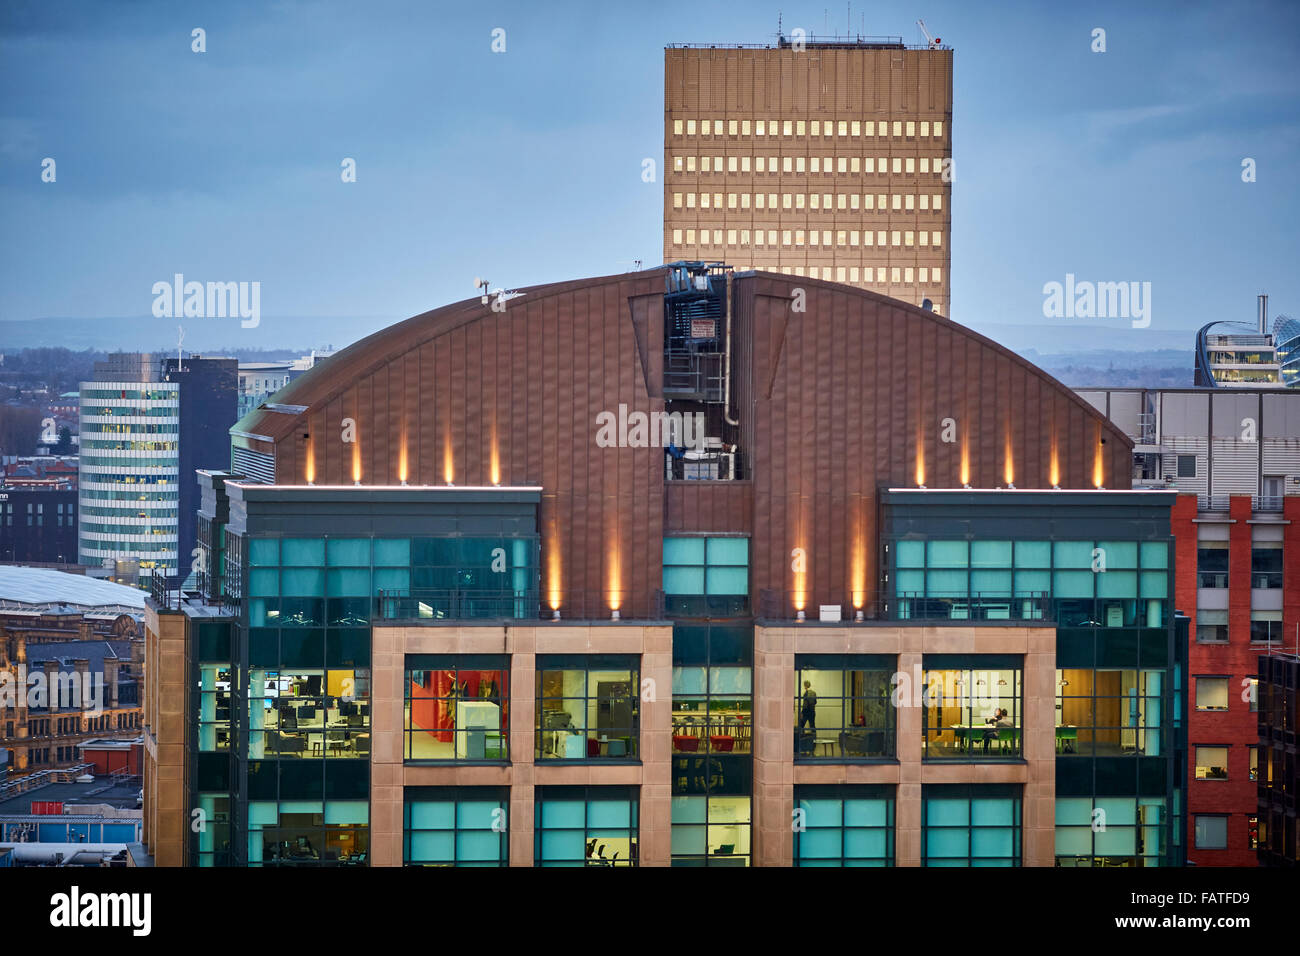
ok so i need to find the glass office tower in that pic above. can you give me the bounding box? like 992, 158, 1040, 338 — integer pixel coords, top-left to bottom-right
184, 476, 540, 866
881, 490, 1187, 867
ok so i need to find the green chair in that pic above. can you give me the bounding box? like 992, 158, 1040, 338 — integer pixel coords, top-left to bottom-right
967, 728, 986, 753
996, 727, 1018, 754
1056, 726, 1077, 754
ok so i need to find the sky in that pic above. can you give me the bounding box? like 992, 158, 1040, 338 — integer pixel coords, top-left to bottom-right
1, 0, 1297, 352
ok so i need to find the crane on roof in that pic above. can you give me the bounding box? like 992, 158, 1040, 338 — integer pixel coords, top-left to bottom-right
917, 19, 941, 49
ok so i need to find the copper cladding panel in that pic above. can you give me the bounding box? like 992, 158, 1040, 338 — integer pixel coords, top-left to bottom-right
262, 268, 1129, 614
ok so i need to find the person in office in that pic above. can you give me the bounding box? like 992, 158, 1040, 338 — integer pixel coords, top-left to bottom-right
982, 708, 1012, 753
799, 681, 817, 734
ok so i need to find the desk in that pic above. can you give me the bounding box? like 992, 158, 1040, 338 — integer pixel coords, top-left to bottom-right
950, 725, 1021, 753
817, 738, 836, 756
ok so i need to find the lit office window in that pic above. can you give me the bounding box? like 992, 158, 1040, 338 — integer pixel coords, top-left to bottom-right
851, 120, 861, 136
713, 120, 723, 135
795, 785, 894, 866
934, 193, 943, 210
404, 787, 507, 867
728, 119, 737, 135
783, 120, 793, 136
934, 121, 944, 137
537, 655, 639, 760
248, 800, 368, 866
536, 786, 639, 866
796, 120, 805, 135
198, 665, 232, 752
687, 120, 696, 135
794, 655, 896, 759
1056, 668, 1165, 756
878, 121, 888, 136
673, 119, 683, 135
671, 795, 750, 866
922, 657, 1023, 759
404, 656, 508, 761
921, 121, 930, 136
250, 667, 371, 759
1195, 746, 1229, 780
923, 785, 1021, 867
1195, 677, 1229, 711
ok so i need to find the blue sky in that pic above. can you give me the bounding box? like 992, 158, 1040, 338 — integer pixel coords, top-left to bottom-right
1, 0, 1297, 350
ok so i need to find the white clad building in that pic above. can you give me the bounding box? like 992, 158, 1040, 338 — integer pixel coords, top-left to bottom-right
77, 380, 180, 583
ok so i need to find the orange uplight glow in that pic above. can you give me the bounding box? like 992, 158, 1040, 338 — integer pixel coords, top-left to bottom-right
792, 502, 807, 612
960, 429, 970, 486
1093, 425, 1105, 488
1049, 430, 1060, 487
443, 431, 455, 484
1003, 427, 1015, 486
547, 515, 562, 611
850, 504, 866, 609
489, 416, 501, 485
915, 436, 926, 486
305, 439, 315, 484
351, 439, 362, 484
607, 539, 622, 612
398, 426, 409, 483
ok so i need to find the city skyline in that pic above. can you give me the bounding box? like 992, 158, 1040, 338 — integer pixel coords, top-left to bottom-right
1, 0, 1298, 353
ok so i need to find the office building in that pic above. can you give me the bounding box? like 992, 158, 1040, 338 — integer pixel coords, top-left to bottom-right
1255, 650, 1297, 866
1076, 384, 1300, 866
238, 351, 335, 420
143, 264, 1191, 867
0, 458, 78, 565
664, 37, 953, 316
1194, 296, 1286, 389
1273, 316, 1300, 389
78, 354, 237, 586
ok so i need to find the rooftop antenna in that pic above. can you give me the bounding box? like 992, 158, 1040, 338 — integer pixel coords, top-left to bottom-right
175, 325, 186, 373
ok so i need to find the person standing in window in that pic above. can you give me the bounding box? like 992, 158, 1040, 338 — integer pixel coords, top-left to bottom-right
799, 681, 818, 735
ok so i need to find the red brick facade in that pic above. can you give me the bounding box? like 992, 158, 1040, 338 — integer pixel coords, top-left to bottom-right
1184, 493, 1297, 867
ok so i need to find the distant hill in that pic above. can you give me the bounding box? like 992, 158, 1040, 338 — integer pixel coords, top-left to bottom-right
0, 316, 390, 352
